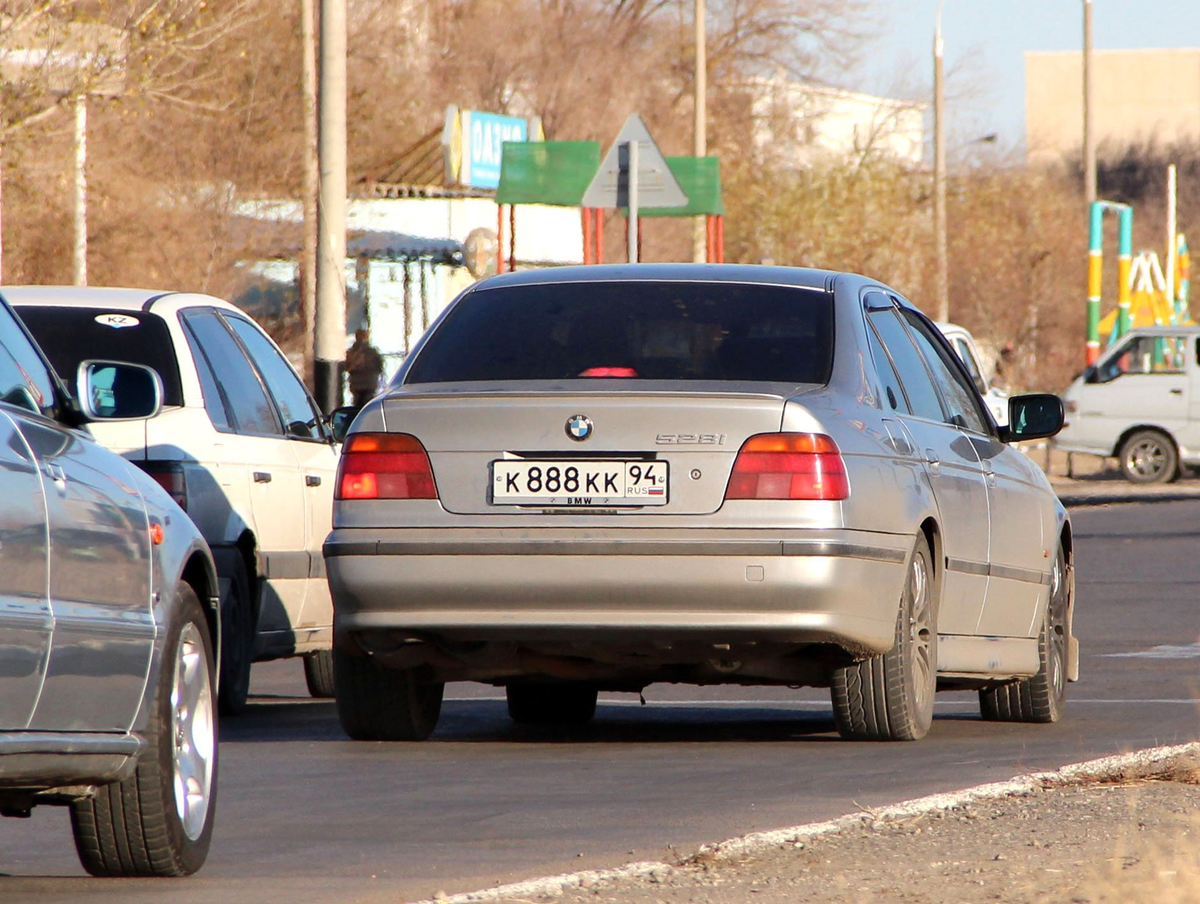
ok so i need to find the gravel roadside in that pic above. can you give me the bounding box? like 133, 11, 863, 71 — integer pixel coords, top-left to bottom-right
417, 746, 1200, 904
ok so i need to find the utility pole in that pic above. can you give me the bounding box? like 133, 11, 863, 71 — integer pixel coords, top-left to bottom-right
314, 0, 347, 413
1083, 0, 1096, 205
933, 0, 948, 323
73, 96, 87, 286
692, 0, 706, 263
301, 0, 318, 386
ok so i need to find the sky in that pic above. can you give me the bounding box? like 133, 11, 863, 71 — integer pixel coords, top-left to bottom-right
855, 1, 1200, 155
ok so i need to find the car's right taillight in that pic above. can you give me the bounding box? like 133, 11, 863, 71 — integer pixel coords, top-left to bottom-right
724, 433, 849, 501
138, 461, 188, 511
336, 433, 438, 500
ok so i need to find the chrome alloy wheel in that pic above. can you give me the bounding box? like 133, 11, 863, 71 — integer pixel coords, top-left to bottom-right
1047, 551, 1068, 700
1124, 438, 1168, 480
172, 621, 215, 840
909, 550, 935, 717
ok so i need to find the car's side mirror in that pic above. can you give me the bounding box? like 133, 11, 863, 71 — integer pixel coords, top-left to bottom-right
1000, 393, 1064, 443
77, 360, 163, 421
328, 405, 361, 443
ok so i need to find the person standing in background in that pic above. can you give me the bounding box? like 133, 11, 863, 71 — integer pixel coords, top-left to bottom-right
345, 328, 384, 407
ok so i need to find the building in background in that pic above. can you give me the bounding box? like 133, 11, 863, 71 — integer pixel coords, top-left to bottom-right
746, 76, 926, 168
1026, 49, 1200, 166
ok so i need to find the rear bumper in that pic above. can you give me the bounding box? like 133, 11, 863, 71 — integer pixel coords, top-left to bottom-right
324, 528, 910, 655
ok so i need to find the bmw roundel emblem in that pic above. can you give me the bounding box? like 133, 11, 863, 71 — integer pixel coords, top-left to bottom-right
566, 414, 593, 441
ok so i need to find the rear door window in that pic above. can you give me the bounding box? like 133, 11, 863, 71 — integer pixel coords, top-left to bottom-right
868, 308, 945, 422
404, 281, 833, 385
16, 306, 184, 407
181, 310, 281, 436
224, 314, 326, 441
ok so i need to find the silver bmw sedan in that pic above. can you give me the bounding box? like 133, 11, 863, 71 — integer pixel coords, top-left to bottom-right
324, 264, 1074, 742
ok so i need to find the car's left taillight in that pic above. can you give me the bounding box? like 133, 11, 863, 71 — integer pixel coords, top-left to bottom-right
336, 433, 438, 500
138, 461, 188, 510
724, 433, 849, 501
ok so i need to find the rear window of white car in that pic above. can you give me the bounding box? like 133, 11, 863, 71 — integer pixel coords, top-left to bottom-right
404, 281, 833, 384
17, 307, 184, 407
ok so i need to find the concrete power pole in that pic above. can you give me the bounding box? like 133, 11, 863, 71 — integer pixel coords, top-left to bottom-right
301, 0, 319, 386
73, 97, 87, 286
691, 0, 706, 263
314, 0, 347, 413
933, 0, 948, 323
1082, 0, 1096, 206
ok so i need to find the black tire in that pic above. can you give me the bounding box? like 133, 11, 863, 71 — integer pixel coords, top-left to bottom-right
303, 649, 336, 698
71, 583, 218, 877
506, 684, 599, 725
980, 543, 1070, 723
334, 647, 443, 741
217, 557, 254, 716
831, 534, 938, 741
1119, 429, 1178, 484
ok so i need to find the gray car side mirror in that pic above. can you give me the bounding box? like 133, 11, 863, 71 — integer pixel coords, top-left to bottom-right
77, 360, 163, 421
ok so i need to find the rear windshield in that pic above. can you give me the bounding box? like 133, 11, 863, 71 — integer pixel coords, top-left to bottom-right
16, 306, 184, 407
403, 281, 833, 384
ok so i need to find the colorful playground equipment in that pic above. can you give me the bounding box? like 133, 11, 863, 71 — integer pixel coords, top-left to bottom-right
1086, 200, 1191, 365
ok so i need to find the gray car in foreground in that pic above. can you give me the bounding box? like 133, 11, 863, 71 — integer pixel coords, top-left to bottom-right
325, 264, 1074, 742
0, 294, 219, 875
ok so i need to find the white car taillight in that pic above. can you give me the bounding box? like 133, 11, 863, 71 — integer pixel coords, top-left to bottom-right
724, 433, 850, 501
336, 433, 438, 500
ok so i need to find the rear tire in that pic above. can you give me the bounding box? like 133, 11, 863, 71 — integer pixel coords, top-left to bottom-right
217, 557, 254, 716
303, 649, 335, 698
1119, 429, 1177, 484
831, 534, 938, 741
334, 647, 443, 741
506, 684, 598, 725
980, 543, 1069, 723
71, 584, 217, 876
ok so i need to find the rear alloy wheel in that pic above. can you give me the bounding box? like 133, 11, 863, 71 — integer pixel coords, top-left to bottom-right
71, 584, 217, 876
334, 647, 443, 741
303, 649, 335, 698
1119, 429, 1178, 484
831, 534, 938, 741
217, 557, 254, 716
506, 684, 599, 725
980, 544, 1069, 723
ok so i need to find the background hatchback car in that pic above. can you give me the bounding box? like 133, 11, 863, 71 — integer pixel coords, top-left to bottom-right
0, 292, 219, 875
325, 264, 1075, 743
6, 286, 338, 714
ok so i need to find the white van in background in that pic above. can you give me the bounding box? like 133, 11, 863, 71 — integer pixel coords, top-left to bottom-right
1058, 326, 1200, 484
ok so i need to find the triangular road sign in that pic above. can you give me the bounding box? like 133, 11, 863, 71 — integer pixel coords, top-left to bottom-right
581, 113, 689, 209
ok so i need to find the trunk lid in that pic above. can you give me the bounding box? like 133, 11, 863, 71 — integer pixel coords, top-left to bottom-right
380, 387, 790, 515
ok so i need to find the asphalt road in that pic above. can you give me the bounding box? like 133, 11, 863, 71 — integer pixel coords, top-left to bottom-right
2, 498, 1199, 903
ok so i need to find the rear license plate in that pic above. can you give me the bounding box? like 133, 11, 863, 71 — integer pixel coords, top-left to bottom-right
491, 460, 668, 506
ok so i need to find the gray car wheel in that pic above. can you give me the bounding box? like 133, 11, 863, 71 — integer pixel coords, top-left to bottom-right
71, 583, 218, 876
217, 557, 254, 716
1119, 429, 1178, 484
303, 649, 336, 698
506, 684, 599, 725
334, 647, 444, 741
831, 533, 938, 741
980, 543, 1069, 723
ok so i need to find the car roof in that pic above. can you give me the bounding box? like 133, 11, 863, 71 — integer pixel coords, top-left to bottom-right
472, 263, 840, 292
0, 285, 242, 316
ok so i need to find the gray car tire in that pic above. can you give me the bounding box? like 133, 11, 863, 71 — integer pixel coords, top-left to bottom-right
334, 648, 444, 741
217, 557, 254, 716
1119, 429, 1178, 484
831, 534, 938, 741
71, 583, 218, 876
506, 684, 599, 725
303, 649, 336, 698
979, 544, 1069, 723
